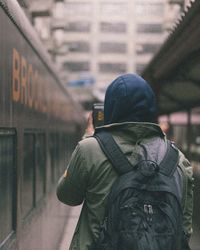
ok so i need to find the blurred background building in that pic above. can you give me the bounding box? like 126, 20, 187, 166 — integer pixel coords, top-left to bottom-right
17, 0, 194, 109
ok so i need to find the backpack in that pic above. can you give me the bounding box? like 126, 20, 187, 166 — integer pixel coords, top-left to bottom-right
92, 130, 190, 250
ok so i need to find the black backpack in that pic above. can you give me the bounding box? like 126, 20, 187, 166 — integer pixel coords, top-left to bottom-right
92, 130, 190, 250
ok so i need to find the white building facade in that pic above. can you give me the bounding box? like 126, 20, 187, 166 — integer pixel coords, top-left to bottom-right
17, 0, 190, 88
54, 0, 167, 87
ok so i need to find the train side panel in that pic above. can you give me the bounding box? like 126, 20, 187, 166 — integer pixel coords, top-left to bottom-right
0, 2, 84, 250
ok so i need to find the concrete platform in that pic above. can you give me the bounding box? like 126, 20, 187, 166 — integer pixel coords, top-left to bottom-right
58, 205, 82, 250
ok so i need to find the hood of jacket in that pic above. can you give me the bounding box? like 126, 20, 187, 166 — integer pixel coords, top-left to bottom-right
104, 73, 157, 125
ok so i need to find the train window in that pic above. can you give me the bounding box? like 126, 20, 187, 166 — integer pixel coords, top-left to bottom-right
22, 134, 35, 218
0, 130, 16, 244
35, 134, 46, 202
22, 132, 46, 216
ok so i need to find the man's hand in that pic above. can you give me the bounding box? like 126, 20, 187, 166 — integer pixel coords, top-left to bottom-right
84, 112, 95, 136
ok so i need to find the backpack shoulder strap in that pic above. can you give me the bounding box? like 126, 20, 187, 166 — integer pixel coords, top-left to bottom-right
159, 140, 179, 177
94, 131, 179, 177
94, 130, 133, 174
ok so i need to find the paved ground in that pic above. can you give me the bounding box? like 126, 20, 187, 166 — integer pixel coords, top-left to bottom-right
58, 205, 82, 250
190, 227, 200, 250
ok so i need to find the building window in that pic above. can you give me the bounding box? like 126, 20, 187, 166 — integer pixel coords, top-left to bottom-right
65, 22, 91, 32
63, 62, 90, 72
136, 2, 164, 16
99, 42, 127, 54
137, 23, 163, 33
136, 43, 161, 55
0, 130, 16, 244
99, 63, 126, 73
66, 41, 90, 53
100, 22, 127, 33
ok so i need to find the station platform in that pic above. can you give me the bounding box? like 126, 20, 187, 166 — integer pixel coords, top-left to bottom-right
58, 205, 82, 250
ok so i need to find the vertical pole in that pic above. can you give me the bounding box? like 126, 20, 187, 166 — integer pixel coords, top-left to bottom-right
187, 109, 191, 158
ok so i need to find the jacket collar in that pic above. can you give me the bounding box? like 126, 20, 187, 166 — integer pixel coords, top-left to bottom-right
96, 122, 165, 141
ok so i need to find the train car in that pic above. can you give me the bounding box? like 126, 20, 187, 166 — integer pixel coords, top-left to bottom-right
0, 1, 85, 250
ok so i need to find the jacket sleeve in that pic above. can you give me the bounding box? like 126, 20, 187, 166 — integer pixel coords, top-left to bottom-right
178, 151, 194, 237
56, 143, 89, 206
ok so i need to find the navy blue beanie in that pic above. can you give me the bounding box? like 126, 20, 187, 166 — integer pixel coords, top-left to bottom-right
104, 73, 157, 125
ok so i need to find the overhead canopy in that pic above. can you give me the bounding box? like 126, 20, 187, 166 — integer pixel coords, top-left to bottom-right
142, 0, 200, 115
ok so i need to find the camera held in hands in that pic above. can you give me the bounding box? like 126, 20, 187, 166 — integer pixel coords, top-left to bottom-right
92, 103, 104, 128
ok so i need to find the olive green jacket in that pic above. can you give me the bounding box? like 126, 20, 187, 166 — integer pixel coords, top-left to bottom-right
56, 122, 193, 250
